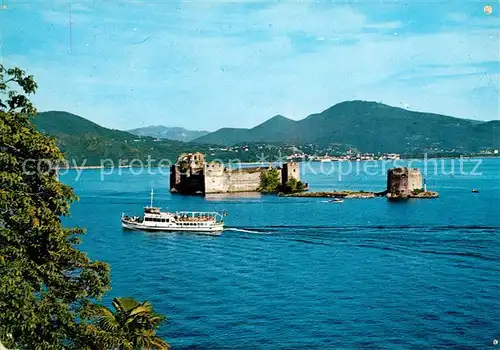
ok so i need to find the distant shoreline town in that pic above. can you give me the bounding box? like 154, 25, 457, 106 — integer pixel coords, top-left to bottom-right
289, 150, 499, 162
54, 151, 499, 171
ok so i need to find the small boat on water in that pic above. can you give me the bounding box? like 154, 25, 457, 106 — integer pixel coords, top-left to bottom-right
328, 197, 344, 203
121, 189, 226, 235
471, 189, 479, 193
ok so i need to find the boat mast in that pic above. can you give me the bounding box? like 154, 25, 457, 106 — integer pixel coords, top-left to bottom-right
150, 187, 154, 208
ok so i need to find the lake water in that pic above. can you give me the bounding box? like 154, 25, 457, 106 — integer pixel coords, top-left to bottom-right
61, 158, 500, 349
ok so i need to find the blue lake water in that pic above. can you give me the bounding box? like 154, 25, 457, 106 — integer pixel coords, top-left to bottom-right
61, 158, 500, 349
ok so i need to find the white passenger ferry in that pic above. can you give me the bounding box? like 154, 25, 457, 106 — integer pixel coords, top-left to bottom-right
121, 189, 226, 235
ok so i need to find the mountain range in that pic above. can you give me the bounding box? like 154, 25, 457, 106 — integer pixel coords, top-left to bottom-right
193, 101, 499, 153
32, 101, 499, 166
127, 125, 209, 142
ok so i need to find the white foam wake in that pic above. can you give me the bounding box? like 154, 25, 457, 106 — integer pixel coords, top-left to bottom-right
225, 228, 269, 234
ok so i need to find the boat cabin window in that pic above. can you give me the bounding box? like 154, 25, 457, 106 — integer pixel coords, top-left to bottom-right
150, 218, 162, 222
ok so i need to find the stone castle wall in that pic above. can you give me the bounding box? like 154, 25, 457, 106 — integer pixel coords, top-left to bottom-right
387, 167, 423, 196
170, 153, 300, 195
204, 163, 274, 194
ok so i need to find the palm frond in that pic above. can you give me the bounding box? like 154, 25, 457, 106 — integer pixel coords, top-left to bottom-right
95, 305, 120, 332
94, 297, 169, 349
128, 303, 153, 318
113, 297, 141, 313
150, 336, 170, 350
132, 329, 170, 350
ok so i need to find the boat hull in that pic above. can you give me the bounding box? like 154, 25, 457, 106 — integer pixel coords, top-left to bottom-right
121, 220, 224, 235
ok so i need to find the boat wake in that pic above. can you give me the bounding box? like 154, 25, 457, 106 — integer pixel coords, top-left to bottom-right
225, 228, 271, 235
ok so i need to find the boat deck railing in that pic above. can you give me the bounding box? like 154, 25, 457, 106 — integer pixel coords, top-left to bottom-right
175, 211, 226, 222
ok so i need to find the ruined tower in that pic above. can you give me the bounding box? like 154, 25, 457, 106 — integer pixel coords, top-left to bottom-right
169, 152, 206, 194
281, 162, 300, 185
387, 167, 423, 197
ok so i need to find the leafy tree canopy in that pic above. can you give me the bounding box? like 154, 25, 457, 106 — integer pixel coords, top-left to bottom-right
0, 65, 168, 349
283, 178, 306, 194
259, 168, 281, 193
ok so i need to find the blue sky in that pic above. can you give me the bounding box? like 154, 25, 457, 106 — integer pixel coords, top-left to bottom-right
1, 0, 499, 131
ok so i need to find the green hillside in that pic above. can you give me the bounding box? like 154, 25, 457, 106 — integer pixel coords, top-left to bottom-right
190, 127, 249, 146
193, 101, 498, 153
35, 111, 129, 139
32, 111, 281, 166
249, 115, 301, 143
33, 111, 203, 166
191, 117, 301, 145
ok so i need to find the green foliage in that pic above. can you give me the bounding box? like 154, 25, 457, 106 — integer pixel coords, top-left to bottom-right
0, 64, 109, 349
412, 188, 425, 195
283, 178, 307, 193
259, 168, 281, 193
86, 297, 169, 350
0, 65, 168, 349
